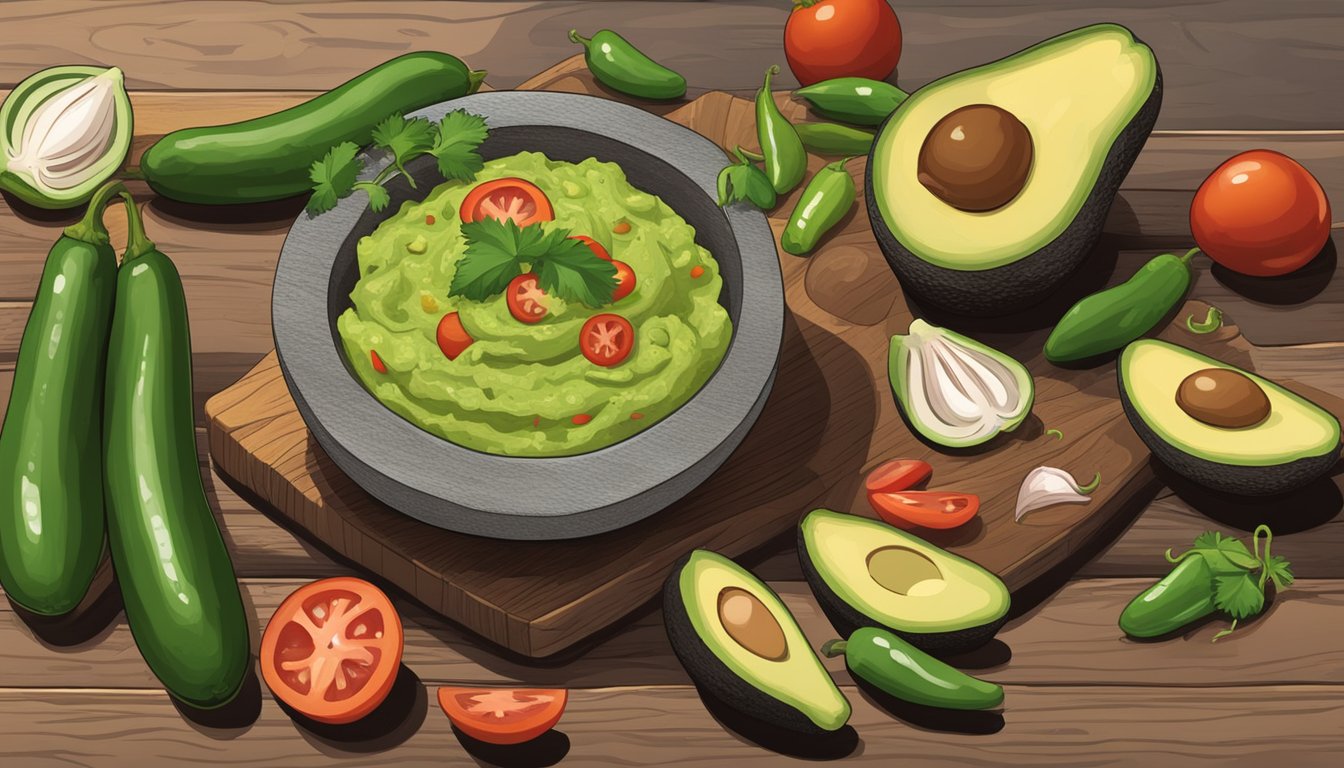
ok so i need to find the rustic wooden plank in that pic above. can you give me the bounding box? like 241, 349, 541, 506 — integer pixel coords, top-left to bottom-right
0, 684, 1339, 766
0, 1, 1341, 129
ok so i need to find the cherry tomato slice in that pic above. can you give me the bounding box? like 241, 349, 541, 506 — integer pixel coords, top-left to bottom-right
610, 260, 636, 302
438, 687, 568, 745
572, 234, 611, 261
864, 459, 933, 494
868, 491, 979, 530
506, 273, 550, 324
580, 313, 634, 367
260, 577, 404, 725
437, 312, 474, 359
460, 178, 554, 227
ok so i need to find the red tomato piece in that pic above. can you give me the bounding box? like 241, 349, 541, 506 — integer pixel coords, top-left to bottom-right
260, 577, 404, 725
610, 260, 636, 302
425, 214, 436, 225
580, 313, 635, 367
506, 273, 550, 324
868, 491, 979, 530
689, 265, 705, 279
460, 178, 554, 227
1190, 149, 1331, 277
437, 312, 475, 359
572, 234, 612, 261
572, 413, 592, 426
864, 459, 933, 494
784, 0, 902, 85
613, 221, 632, 235
370, 350, 388, 374
438, 687, 568, 745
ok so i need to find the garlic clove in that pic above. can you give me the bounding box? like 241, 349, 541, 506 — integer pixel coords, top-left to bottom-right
1015, 466, 1101, 521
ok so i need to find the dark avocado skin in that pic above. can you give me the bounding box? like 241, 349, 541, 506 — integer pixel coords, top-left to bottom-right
1118, 377, 1341, 496
796, 526, 1007, 656
865, 51, 1164, 317
662, 554, 835, 735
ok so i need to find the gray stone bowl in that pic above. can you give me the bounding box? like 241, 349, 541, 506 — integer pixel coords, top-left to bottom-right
272, 91, 783, 540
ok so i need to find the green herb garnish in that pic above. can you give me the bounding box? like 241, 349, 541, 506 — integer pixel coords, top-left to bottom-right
1164, 525, 1291, 641
717, 146, 777, 210
449, 218, 618, 307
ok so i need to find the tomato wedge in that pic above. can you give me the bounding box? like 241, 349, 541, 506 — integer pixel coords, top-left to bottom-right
438, 687, 568, 745
437, 312, 475, 359
572, 234, 611, 261
868, 491, 979, 530
580, 313, 634, 367
260, 577, 404, 725
460, 178, 554, 227
506, 273, 550, 324
865, 459, 933, 494
610, 259, 636, 302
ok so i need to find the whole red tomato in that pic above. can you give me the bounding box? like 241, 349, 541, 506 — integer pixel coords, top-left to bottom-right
784, 0, 902, 86
1190, 149, 1331, 277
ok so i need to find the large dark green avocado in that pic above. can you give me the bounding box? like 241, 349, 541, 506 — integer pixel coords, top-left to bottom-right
865, 24, 1162, 316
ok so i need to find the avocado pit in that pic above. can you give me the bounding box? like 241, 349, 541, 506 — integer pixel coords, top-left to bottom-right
1176, 367, 1270, 428
917, 104, 1033, 212
717, 587, 788, 661
867, 546, 946, 598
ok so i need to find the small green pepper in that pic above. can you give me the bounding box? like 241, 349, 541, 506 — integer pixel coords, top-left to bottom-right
569, 29, 686, 100
795, 122, 874, 156
794, 77, 909, 126
1044, 247, 1199, 363
716, 147, 777, 210
823, 627, 1003, 710
756, 65, 806, 194
1118, 555, 1218, 638
780, 156, 857, 256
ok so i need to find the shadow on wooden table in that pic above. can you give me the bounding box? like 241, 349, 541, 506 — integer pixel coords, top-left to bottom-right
853, 675, 1005, 736
452, 726, 571, 768
7, 557, 121, 649
1210, 239, 1337, 306
1153, 461, 1343, 534
698, 685, 860, 760
172, 669, 264, 736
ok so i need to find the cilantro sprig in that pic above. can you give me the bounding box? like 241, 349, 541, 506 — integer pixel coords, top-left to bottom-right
716, 146, 776, 210
307, 110, 489, 215
1163, 525, 1292, 642
449, 218, 618, 307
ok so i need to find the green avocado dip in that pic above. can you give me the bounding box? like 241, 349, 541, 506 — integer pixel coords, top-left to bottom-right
336, 151, 732, 457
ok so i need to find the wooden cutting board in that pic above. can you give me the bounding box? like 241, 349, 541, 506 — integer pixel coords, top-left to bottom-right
205, 56, 1340, 658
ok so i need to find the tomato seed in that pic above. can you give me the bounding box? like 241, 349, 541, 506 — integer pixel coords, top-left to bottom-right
690, 266, 705, 278
572, 414, 593, 426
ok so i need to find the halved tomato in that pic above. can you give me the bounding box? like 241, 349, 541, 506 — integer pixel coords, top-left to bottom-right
437, 312, 475, 359
580, 313, 634, 367
610, 260, 636, 302
572, 234, 611, 261
868, 491, 979, 530
438, 687, 568, 745
864, 459, 933, 494
260, 577, 404, 725
507, 273, 550, 324
460, 178, 554, 227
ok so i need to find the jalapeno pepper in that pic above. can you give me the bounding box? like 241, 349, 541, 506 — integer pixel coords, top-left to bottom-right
1044, 247, 1200, 363
823, 627, 1003, 710
1118, 555, 1218, 638
780, 156, 857, 256
569, 29, 686, 100
795, 122, 875, 156
756, 65, 807, 195
794, 77, 909, 126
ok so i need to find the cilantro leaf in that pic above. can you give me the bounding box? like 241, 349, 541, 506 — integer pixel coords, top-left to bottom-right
1189, 530, 1260, 573
1264, 555, 1295, 591
449, 218, 619, 306
307, 142, 362, 215
450, 218, 528, 301
432, 110, 488, 182
372, 114, 436, 186
353, 181, 391, 213
1190, 531, 1222, 551
532, 232, 618, 307
1213, 573, 1265, 620
717, 158, 776, 209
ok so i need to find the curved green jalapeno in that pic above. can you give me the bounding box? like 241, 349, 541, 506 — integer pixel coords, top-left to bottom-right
795, 122, 874, 156
823, 627, 1003, 710
1044, 247, 1199, 363
570, 29, 686, 100
794, 77, 909, 126
780, 156, 857, 256
756, 65, 806, 194
1119, 555, 1218, 638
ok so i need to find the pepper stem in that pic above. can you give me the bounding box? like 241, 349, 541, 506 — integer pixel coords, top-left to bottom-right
820, 639, 846, 658
1178, 246, 1201, 266
735, 146, 765, 164
118, 190, 156, 263
568, 29, 589, 46
63, 180, 128, 245
1077, 471, 1102, 494
467, 69, 488, 94
831, 155, 860, 171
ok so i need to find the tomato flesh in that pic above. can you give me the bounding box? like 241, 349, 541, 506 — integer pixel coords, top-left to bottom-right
460, 178, 554, 227
1191, 149, 1331, 277
868, 491, 979, 530
610, 260, 636, 302
864, 459, 933, 494
580, 313, 635, 367
437, 312, 475, 359
785, 0, 902, 85
260, 577, 404, 725
438, 687, 568, 745
507, 273, 550, 324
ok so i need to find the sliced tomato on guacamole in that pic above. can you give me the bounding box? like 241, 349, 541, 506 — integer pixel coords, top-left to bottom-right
507, 273, 550, 323
438, 687, 568, 745
460, 178, 554, 227
437, 312, 475, 359
581, 313, 634, 367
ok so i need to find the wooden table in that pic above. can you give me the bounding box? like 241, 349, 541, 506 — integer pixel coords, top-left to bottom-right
2, 3, 1341, 766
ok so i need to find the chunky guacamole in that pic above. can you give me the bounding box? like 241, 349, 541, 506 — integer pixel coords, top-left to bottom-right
337, 151, 732, 457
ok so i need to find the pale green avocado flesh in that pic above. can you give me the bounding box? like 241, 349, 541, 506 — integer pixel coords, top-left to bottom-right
871, 23, 1158, 270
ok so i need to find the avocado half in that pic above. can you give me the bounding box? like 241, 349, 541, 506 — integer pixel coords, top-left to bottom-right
663, 549, 850, 734
865, 24, 1162, 316
1119, 340, 1341, 496
798, 510, 1010, 655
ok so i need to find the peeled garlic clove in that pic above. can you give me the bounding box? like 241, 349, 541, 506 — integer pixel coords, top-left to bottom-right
1015, 466, 1100, 521
0, 65, 132, 209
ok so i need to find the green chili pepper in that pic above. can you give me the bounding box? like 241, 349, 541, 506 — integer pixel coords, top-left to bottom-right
1044, 247, 1199, 363
794, 77, 909, 126
795, 122, 875, 156
823, 627, 1003, 710
717, 147, 777, 210
756, 65, 806, 194
1119, 555, 1218, 638
569, 29, 686, 100
780, 156, 857, 256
